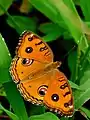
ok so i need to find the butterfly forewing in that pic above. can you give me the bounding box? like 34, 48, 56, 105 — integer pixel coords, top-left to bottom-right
10, 57, 47, 83
16, 31, 53, 63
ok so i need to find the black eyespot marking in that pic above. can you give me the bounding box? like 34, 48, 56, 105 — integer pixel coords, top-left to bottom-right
51, 94, 59, 102
28, 36, 33, 41
39, 90, 45, 96
64, 103, 69, 108
60, 83, 68, 89
25, 47, 33, 53
22, 58, 34, 66
21, 72, 23, 74
22, 58, 27, 64
40, 46, 48, 52
38, 85, 48, 96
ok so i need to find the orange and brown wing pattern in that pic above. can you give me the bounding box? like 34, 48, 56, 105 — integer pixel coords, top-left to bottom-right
16, 31, 53, 63
10, 57, 47, 83
17, 71, 53, 105
44, 70, 74, 116
10, 31, 74, 117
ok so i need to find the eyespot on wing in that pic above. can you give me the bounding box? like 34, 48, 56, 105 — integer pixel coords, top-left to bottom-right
43, 70, 74, 116
16, 31, 53, 63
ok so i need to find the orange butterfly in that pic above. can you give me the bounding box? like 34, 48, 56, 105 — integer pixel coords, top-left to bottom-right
10, 31, 74, 117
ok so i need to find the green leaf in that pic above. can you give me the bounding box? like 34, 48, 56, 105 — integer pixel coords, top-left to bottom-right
39, 22, 65, 34
7, 16, 37, 34
0, 33, 28, 119
74, 88, 90, 109
80, 107, 90, 119
74, 70, 90, 109
0, 34, 11, 84
3, 81, 28, 120
74, 74, 90, 109
60, 117, 71, 120
30, 0, 84, 42
0, 84, 6, 96
39, 22, 63, 42
30, 0, 90, 54
29, 112, 59, 120
79, 70, 90, 88
69, 80, 80, 90
0, 104, 19, 120
78, 46, 90, 82
0, 34, 11, 69
0, 0, 13, 15
42, 31, 61, 42
29, 104, 45, 116
68, 50, 78, 83
80, 0, 90, 21
30, 0, 63, 26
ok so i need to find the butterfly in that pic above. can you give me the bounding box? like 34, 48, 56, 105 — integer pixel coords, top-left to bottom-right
10, 31, 74, 117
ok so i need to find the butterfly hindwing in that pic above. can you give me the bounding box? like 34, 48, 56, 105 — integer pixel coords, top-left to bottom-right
44, 70, 74, 116
17, 71, 53, 105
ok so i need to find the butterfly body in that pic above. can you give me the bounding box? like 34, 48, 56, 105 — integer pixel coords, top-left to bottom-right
10, 31, 74, 117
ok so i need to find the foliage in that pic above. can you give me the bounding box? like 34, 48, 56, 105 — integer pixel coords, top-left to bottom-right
0, 0, 90, 120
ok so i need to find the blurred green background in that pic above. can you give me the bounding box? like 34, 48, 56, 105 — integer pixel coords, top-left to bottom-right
0, 0, 90, 120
